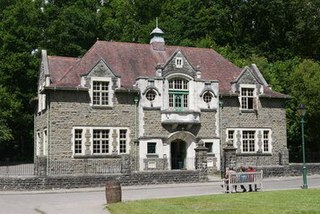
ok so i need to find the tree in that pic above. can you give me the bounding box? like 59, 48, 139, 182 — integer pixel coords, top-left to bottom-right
289, 59, 320, 162
0, 0, 41, 160
43, 0, 98, 56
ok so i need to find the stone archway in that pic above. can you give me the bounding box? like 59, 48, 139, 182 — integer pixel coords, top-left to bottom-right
167, 131, 196, 170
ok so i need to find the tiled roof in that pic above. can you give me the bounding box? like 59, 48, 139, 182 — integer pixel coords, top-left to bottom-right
47, 56, 79, 84
46, 40, 286, 98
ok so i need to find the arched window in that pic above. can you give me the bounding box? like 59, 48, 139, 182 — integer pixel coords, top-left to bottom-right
146, 89, 157, 101
168, 78, 189, 111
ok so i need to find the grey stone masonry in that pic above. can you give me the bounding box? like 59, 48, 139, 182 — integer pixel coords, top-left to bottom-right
2, 164, 320, 190
221, 96, 288, 167
223, 141, 237, 171
34, 90, 139, 175
194, 142, 208, 181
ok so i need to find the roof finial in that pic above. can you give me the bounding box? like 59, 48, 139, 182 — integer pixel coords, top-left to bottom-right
156, 17, 158, 28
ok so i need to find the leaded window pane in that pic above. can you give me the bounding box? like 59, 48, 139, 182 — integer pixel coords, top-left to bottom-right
241, 88, 254, 110
243, 131, 255, 152
74, 129, 83, 154
93, 129, 109, 154
119, 129, 127, 153
92, 81, 109, 106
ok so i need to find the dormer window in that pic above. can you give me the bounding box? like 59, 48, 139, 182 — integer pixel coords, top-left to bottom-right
168, 78, 189, 111
90, 77, 113, 107
175, 57, 183, 68
93, 81, 109, 105
241, 87, 255, 110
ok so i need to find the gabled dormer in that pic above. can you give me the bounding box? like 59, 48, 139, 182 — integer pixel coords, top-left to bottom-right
81, 59, 120, 107
161, 50, 198, 79
231, 64, 267, 111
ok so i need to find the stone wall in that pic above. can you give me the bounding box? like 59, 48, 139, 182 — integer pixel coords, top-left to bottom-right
1, 164, 320, 190
34, 90, 139, 174
221, 96, 288, 167
259, 163, 320, 178
0, 170, 201, 191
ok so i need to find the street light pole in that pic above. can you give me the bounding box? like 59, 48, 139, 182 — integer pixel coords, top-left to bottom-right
298, 104, 308, 189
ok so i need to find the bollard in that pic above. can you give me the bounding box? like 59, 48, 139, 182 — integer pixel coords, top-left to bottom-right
105, 181, 122, 203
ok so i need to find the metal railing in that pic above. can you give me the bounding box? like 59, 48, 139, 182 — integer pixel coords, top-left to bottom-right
47, 159, 122, 176
0, 162, 35, 177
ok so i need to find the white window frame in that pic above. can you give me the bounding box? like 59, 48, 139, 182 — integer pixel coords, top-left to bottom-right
226, 128, 272, 154
72, 127, 129, 156
92, 129, 110, 155
38, 82, 46, 113
175, 57, 183, 68
240, 85, 256, 110
43, 129, 48, 156
90, 77, 113, 107
119, 129, 128, 154
147, 142, 157, 155
36, 131, 41, 156
227, 130, 235, 145
205, 142, 213, 154
74, 129, 84, 155
242, 130, 256, 153
263, 130, 270, 152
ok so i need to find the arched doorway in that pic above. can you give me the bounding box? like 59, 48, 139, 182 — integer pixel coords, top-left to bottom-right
171, 139, 187, 169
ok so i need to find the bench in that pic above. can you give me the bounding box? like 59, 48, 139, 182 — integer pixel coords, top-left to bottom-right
222, 170, 263, 193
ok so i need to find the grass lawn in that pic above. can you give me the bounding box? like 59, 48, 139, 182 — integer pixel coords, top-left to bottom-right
107, 189, 320, 214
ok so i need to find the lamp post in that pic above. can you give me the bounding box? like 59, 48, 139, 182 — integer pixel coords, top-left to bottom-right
297, 104, 308, 189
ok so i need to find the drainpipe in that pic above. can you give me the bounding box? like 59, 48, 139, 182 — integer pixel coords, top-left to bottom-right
46, 92, 51, 176
134, 96, 139, 172
134, 96, 139, 140
219, 99, 224, 178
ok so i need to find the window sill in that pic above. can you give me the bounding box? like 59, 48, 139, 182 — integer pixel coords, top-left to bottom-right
236, 152, 272, 157
200, 108, 217, 112
146, 154, 159, 158
143, 107, 161, 110
91, 105, 113, 110
240, 109, 256, 113
73, 154, 122, 159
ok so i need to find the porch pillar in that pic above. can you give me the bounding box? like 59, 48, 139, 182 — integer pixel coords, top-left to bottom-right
194, 141, 208, 181
35, 156, 47, 176
223, 141, 237, 174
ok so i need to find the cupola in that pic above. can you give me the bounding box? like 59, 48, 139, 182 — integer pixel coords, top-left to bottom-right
150, 18, 165, 51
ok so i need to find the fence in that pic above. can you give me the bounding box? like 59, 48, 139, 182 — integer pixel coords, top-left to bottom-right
47, 159, 122, 176
0, 162, 35, 177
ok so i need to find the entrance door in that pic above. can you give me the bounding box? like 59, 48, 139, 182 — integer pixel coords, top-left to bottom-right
171, 140, 186, 169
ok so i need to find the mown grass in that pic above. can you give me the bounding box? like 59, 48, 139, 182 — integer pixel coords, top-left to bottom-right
107, 189, 320, 214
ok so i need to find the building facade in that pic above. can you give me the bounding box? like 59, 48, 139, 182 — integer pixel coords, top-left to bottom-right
34, 27, 289, 176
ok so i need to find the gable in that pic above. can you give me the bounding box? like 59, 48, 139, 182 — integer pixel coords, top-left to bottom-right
237, 69, 259, 85
81, 59, 119, 88
162, 50, 197, 78
85, 59, 118, 78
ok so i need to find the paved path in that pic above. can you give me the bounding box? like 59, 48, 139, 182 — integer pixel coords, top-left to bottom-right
0, 175, 319, 214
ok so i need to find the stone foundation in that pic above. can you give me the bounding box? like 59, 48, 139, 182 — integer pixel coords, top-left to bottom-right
0, 170, 201, 191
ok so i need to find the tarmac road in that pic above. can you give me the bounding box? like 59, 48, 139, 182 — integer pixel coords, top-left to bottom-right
0, 175, 319, 214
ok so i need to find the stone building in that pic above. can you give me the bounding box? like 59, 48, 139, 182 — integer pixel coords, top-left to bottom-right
34, 27, 289, 177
